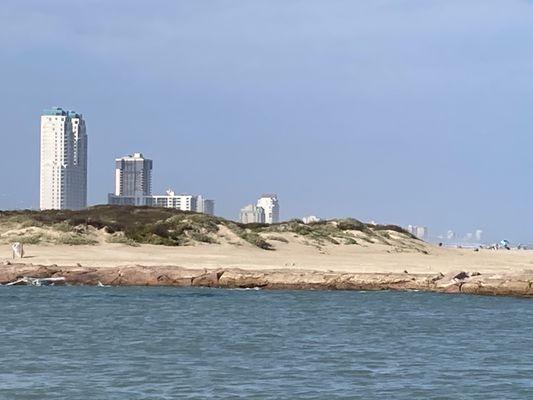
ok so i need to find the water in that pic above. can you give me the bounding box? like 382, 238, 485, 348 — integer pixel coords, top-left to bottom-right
0, 287, 532, 399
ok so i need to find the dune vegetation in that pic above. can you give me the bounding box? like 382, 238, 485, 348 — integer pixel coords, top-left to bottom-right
0, 205, 419, 250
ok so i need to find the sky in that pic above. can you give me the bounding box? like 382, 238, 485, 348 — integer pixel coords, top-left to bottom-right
1, 0, 533, 242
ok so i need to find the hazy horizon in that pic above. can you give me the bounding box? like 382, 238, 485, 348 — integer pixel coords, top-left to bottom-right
1, 0, 533, 243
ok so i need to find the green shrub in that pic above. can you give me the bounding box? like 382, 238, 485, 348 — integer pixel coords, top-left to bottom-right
56, 234, 97, 246
190, 232, 217, 244
53, 221, 72, 232
18, 233, 45, 245
0, 205, 413, 249
337, 219, 366, 231
240, 232, 273, 250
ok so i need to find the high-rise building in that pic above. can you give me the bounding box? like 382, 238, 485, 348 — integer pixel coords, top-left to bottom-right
114, 153, 152, 197
40, 107, 87, 210
257, 194, 279, 224
196, 195, 215, 216
108, 156, 215, 215
415, 226, 428, 240
69, 111, 88, 208
406, 225, 428, 240
240, 204, 265, 224
239, 194, 280, 224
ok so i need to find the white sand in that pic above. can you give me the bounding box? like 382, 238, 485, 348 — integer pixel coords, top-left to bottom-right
2, 240, 532, 275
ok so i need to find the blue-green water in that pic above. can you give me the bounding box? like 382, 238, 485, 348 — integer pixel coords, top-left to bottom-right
0, 287, 532, 399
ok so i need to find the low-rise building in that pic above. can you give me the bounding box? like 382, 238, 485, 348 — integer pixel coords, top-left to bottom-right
109, 190, 215, 215
148, 190, 198, 212
302, 215, 321, 224
108, 193, 146, 206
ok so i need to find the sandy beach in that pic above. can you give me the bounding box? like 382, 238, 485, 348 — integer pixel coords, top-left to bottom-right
2, 239, 533, 274
2, 241, 533, 296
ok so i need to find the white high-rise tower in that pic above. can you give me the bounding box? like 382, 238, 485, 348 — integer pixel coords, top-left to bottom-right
40, 107, 88, 210
256, 194, 280, 224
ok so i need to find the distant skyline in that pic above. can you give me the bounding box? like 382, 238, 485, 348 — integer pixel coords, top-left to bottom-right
1, 1, 533, 242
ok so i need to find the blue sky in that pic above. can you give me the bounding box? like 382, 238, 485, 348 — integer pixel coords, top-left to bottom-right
1, 0, 532, 242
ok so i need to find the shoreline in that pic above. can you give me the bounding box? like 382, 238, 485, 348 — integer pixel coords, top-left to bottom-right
1, 262, 532, 297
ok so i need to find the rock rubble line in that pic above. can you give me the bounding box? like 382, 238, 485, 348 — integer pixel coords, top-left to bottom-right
1, 262, 533, 297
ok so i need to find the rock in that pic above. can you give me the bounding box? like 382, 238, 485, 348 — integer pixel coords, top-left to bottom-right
453, 271, 469, 280
428, 272, 444, 283
0, 263, 531, 297
192, 271, 223, 287
218, 270, 268, 288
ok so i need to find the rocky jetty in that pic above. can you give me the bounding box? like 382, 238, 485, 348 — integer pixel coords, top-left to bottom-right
1, 262, 532, 297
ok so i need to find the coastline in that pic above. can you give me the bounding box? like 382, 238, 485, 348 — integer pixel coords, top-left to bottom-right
2, 262, 533, 297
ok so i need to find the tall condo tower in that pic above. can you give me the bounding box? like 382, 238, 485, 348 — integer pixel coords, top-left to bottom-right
256, 194, 280, 224
114, 153, 153, 197
40, 107, 88, 210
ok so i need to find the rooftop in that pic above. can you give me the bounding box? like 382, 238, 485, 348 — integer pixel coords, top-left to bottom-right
42, 107, 83, 119
42, 107, 67, 116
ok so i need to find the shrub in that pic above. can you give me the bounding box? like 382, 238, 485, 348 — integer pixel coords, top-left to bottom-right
0, 205, 416, 249
190, 232, 217, 244
56, 234, 98, 246
267, 236, 289, 243
240, 232, 273, 250
373, 224, 415, 237
106, 234, 139, 247
337, 219, 366, 231
53, 221, 72, 232
18, 233, 45, 245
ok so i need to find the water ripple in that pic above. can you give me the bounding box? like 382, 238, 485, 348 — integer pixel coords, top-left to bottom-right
0, 288, 532, 399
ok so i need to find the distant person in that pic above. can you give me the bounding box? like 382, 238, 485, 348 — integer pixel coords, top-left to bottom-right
11, 242, 24, 259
